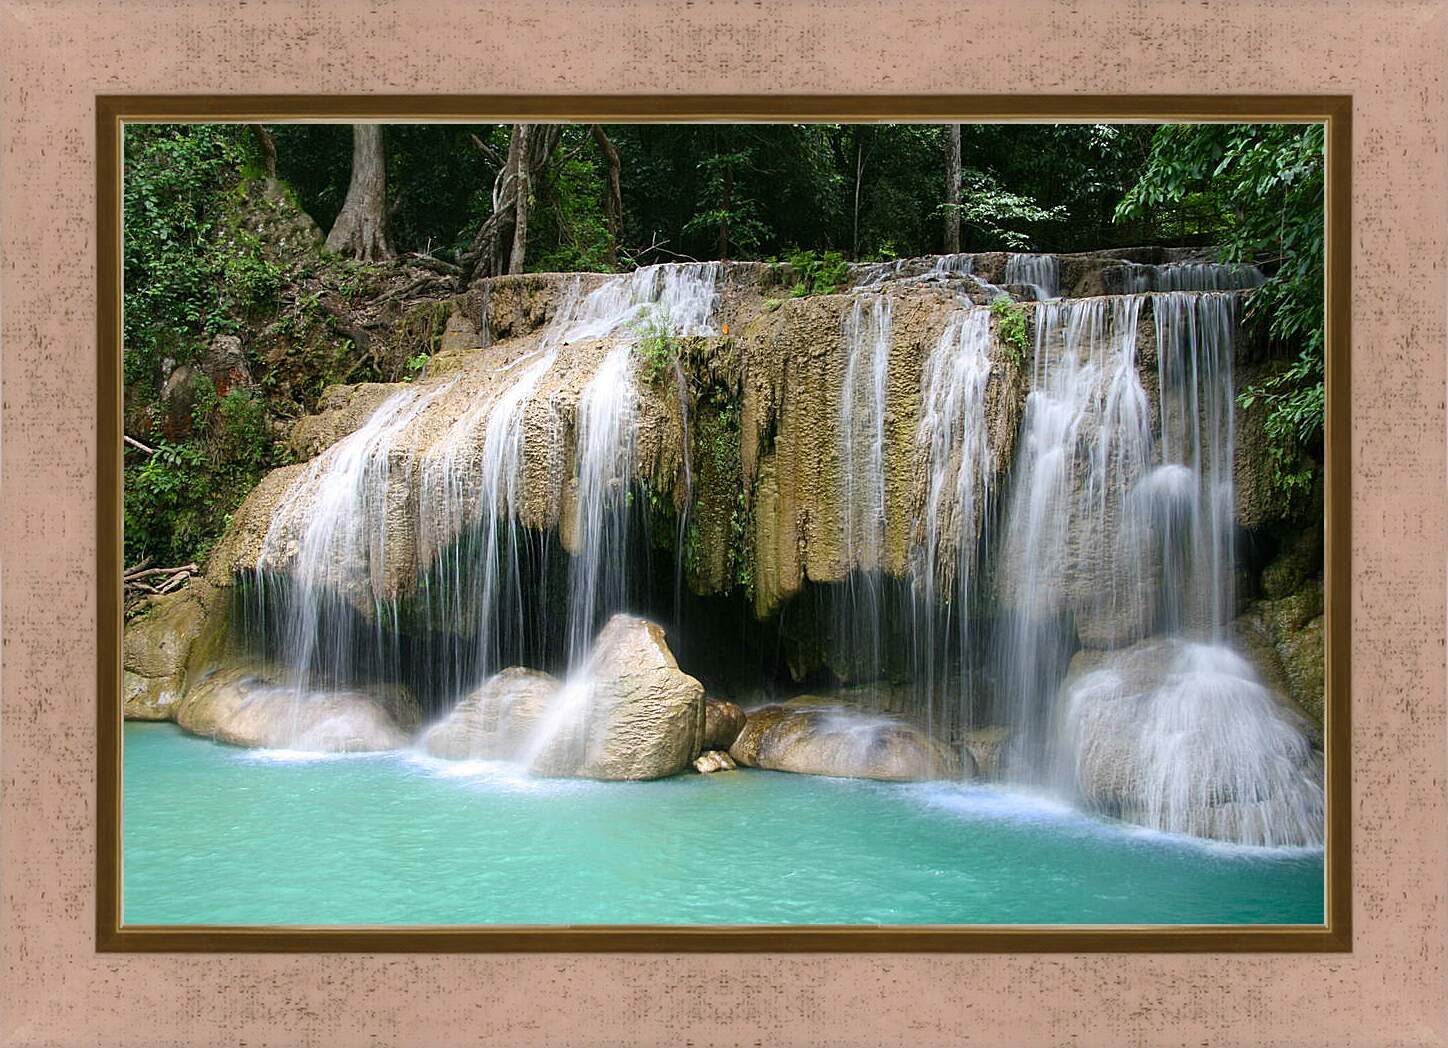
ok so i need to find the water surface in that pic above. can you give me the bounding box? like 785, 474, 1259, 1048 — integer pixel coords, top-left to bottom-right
123, 723, 1324, 926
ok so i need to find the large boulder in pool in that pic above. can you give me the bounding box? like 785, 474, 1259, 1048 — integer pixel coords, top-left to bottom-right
701, 698, 746, 750
175, 667, 420, 752
424, 616, 705, 780
527, 615, 705, 780
421, 667, 559, 760
730, 702, 969, 781
1058, 637, 1324, 846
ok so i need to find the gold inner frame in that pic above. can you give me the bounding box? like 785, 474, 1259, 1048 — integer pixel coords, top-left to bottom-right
96, 94, 1352, 953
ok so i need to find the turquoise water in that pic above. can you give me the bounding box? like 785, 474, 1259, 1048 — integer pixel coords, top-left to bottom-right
122, 723, 1324, 925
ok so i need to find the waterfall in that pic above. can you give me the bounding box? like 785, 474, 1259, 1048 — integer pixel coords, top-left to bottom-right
256, 379, 453, 712
1145, 290, 1240, 635
911, 307, 995, 753
1120, 260, 1265, 293
566, 340, 638, 666
247, 263, 719, 747
993, 296, 1153, 780
977, 283, 1322, 846
563, 261, 720, 342
1005, 253, 1059, 300
834, 293, 895, 686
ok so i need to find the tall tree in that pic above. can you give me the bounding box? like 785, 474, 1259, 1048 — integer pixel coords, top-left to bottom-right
325, 125, 394, 262
944, 124, 962, 253
250, 125, 278, 179
589, 125, 623, 266
464, 124, 564, 279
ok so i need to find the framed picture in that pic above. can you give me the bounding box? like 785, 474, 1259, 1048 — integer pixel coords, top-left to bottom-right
98, 96, 1350, 951
4, 3, 1444, 1045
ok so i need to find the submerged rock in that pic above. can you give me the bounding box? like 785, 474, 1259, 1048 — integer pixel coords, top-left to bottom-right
421, 667, 559, 760
694, 750, 737, 773
1057, 637, 1323, 846
701, 698, 746, 751
962, 725, 1010, 781
730, 702, 968, 782
175, 668, 420, 752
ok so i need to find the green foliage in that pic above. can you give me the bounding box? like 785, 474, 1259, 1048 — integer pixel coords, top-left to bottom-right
633, 305, 680, 386
785, 249, 849, 297
123, 125, 286, 565
944, 170, 1066, 250
529, 136, 620, 273
405, 353, 430, 379
1117, 123, 1325, 506
990, 297, 1030, 365
123, 125, 281, 391
125, 385, 275, 566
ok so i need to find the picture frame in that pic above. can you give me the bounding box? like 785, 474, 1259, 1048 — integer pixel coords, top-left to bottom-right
4, 3, 1443, 1044
96, 94, 1352, 953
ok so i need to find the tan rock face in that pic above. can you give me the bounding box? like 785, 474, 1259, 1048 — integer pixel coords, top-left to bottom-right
730, 703, 968, 782
421, 667, 559, 761
175, 667, 420, 752
122, 582, 222, 721
702, 698, 746, 751
206, 267, 1032, 627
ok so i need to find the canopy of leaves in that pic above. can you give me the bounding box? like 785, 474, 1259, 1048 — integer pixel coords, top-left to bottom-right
1117, 123, 1325, 504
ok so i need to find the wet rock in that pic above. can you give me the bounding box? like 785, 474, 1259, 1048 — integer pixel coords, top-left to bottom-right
730, 702, 967, 782
527, 614, 705, 781
962, 725, 1010, 780
702, 698, 746, 751
694, 750, 737, 773
175, 668, 420, 752
421, 667, 559, 760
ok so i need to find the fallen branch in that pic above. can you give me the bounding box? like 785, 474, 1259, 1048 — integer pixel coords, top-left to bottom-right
372, 274, 451, 307
124, 435, 156, 455
402, 253, 463, 277
124, 562, 197, 582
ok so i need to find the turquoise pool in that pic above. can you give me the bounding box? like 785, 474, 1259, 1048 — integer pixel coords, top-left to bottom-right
122, 722, 1324, 926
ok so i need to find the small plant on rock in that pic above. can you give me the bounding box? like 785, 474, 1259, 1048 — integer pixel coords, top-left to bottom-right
991, 296, 1030, 366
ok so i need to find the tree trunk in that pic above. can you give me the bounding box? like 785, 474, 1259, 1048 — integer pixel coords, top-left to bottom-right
463, 124, 563, 281
944, 123, 962, 254
326, 125, 394, 262
590, 125, 623, 266
250, 125, 277, 179
853, 133, 865, 259
509, 125, 534, 274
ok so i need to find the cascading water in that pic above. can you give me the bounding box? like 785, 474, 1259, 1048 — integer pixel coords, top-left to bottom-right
234, 250, 1321, 845
1120, 260, 1265, 293
983, 281, 1322, 845
1005, 253, 1059, 300
248, 263, 721, 756
993, 296, 1153, 780
834, 293, 895, 687
254, 379, 453, 737
911, 306, 995, 753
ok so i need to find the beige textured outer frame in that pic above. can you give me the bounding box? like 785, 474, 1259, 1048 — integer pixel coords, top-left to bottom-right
2, 1, 1444, 1044
93, 94, 1353, 955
